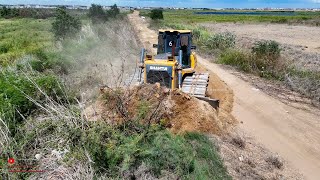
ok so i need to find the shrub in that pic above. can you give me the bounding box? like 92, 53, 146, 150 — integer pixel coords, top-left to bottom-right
150, 9, 164, 20
107, 4, 120, 18
52, 7, 81, 39
19, 8, 55, 19
192, 26, 211, 42
251, 40, 283, 78
205, 32, 236, 50
0, 7, 19, 18
88, 4, 108, 24
0, 7, 55, 19
252, 40, 281, 59
266, 156, 283, 169
218, 49, 251, 72
48, 120, 229, 179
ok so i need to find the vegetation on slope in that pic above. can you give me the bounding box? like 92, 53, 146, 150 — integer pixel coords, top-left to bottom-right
0, 6, 230, 179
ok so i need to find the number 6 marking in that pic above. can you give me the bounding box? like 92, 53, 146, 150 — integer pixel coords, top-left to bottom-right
169, 41, 173, 47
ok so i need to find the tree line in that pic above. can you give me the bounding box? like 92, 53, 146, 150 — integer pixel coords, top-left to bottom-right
0, 6, 55, 19
51, 4, 120, 39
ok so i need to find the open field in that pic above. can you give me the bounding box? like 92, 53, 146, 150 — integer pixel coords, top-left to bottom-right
201, 22, 320, 72
141, 9, 320, 24
0, 18, 53, 65
202, 23, 320, 53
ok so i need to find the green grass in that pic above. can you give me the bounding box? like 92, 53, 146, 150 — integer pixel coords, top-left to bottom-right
0, 70, 68, 135
0, 18, 53, 65
217, 49, 252, 72
141, 9, 320, 24
6, 118, 230, 179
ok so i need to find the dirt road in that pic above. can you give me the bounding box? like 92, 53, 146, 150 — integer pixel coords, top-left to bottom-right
128, 11, 320, 179
199, 57, 320, 180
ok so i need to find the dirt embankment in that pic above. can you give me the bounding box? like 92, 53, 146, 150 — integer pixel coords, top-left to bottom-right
84, 84, 227, 134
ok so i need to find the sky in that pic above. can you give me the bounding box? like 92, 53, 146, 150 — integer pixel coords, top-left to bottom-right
1, 0, 320, 8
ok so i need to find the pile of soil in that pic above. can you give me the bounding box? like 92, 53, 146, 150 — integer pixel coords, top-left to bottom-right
196, 64, 237, 131
83, 83, 231, 134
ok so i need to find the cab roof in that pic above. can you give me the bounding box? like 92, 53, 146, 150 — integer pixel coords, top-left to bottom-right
159, 29, 192, 33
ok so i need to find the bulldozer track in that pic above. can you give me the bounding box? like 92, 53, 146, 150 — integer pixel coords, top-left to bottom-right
181, 73, 209, 97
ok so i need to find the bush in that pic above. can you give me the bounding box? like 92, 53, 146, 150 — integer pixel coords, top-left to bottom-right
0, 7, 19, 18
16, 118, 230, 179
0, 7, 54, 19
88, 4, 107, 24
52, 7, 81, 39
218, 49, 251, 72
204, 32, 236, 50
252, 40, 281, 59
150, 9, 164, 20
192, 26, 211, 42
107, 4, 120, 18
19, 8, 55, 19
251, 40, 283, 78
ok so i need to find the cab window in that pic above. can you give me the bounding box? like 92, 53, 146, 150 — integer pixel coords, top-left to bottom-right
157, 35, 164, 54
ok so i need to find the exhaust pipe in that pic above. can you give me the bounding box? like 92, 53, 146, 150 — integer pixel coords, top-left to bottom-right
138, 48, 145, 83
178, 50, 182, 89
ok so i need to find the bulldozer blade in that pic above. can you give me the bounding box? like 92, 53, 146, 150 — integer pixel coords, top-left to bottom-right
194, 96, 220, 109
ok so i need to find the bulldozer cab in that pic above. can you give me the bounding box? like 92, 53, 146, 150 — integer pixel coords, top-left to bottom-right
155, 30, 195, 68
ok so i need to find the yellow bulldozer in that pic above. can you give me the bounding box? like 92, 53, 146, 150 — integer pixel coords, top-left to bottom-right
136, 29, 219, 108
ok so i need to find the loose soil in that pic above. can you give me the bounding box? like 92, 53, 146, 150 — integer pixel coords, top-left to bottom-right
84, 84, 227, 134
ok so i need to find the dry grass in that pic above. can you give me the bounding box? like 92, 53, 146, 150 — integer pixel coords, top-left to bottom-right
210, 130, 303, 180
266, 156, 284, 169
0, 17, 142, 179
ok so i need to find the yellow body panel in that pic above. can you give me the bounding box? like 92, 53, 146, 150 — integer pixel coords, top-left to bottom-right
144, 59, 177, 89
190, 52, 197, 69
143, 29, 197, 90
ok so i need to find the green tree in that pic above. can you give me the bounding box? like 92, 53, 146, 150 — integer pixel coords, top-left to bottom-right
52, 7, 81, 39
0, 7, 19, 18
107, 4, 120, 18
150, 9, 163, 20
88, 4, 107, 23
0, 7, 10, 17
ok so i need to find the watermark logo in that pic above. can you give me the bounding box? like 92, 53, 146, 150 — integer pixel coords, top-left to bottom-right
8, 158, 15, 165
